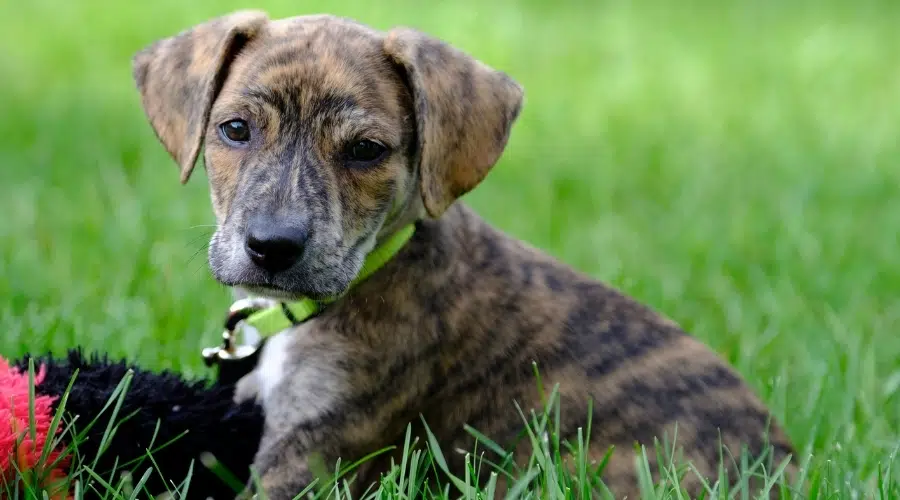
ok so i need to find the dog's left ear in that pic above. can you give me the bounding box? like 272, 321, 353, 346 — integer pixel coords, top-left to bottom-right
384, 28, 524, 218
132, 10, 269, 184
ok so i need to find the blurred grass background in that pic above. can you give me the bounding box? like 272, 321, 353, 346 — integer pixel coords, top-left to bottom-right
1, 0, 898, 491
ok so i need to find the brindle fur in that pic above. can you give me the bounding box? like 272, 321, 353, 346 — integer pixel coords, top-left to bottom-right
132, 10, 798, 499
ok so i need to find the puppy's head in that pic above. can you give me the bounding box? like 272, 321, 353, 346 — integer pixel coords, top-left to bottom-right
133, 10, 523, 300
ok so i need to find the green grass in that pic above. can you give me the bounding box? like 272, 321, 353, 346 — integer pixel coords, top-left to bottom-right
1, 0, 898, 497
0, 362, 815, 499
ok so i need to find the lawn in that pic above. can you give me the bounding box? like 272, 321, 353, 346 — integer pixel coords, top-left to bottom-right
1, 0, 898, 497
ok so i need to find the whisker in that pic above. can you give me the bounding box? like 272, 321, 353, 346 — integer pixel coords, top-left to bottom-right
186, 243, 209, 265
183, 232, 213, 250
191, 260, 210, 278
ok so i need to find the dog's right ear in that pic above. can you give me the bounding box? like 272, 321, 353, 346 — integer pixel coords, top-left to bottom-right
132, 10, 269, 184
383, 28, 524, 218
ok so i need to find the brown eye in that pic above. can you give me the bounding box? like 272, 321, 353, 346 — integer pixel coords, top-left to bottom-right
219, 119, 251, 144
345, 139, 387, 166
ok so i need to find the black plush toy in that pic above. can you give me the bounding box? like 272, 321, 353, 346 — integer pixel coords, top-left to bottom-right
5, 349, 264, 499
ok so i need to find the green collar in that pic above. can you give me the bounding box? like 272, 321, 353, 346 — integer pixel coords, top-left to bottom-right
241, 223, 415, 337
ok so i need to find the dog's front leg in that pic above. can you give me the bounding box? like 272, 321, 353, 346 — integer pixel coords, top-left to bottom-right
240, 430, 316, 500
233, 328, 364, 500
242, 419, 369, 500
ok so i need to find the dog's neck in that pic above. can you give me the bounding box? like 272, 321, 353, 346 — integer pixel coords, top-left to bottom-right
375, 187, 428, 247
341, 202, 506, 306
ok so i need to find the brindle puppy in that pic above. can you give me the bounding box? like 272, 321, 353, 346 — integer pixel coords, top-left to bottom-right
132, 10, 798, 499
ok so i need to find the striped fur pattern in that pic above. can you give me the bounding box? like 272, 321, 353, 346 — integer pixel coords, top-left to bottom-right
132, 10, 797, 499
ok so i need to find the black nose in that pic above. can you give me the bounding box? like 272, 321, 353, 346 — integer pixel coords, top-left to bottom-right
244, 217, 309, 273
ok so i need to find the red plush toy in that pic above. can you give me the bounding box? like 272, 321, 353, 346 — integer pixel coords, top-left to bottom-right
1, 357, 71, 499
0, 349, 265, 499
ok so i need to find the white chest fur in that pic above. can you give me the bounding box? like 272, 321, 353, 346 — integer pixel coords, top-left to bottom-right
257, 330, 293, 401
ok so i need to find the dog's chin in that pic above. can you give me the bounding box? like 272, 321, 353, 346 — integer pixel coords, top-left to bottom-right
216, 268, 354, 302
238, 285, 307, 301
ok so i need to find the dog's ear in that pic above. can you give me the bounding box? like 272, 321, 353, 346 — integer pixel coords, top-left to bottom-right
132, 10, 269, 184
383, 28, 524, 218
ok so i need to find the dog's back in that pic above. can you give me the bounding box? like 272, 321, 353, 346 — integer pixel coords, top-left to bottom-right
342, 203, 797, 497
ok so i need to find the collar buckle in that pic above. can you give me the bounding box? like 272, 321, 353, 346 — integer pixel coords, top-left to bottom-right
201, 297, 278, 383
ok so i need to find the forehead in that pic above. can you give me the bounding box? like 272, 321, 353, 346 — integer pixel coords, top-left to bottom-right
219, 16, 405, 116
